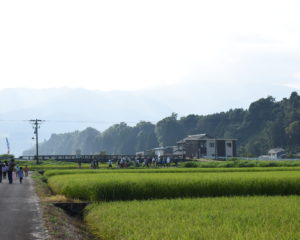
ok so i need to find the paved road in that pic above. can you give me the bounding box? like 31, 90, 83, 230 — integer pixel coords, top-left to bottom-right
0, 174, 47, 240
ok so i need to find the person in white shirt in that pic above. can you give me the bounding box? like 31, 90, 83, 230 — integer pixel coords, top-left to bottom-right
167, 157, 171, 167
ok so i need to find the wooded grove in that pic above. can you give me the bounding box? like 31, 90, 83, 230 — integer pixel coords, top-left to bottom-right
23, 92, 300, 157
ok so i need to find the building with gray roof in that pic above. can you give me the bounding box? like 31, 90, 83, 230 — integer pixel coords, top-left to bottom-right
177, 133, 237, 159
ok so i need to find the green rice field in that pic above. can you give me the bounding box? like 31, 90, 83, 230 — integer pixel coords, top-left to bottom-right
48, 171, 300, 201
44, 166, 300, 178
44, 165, 300, 239
85, 196, 300, 240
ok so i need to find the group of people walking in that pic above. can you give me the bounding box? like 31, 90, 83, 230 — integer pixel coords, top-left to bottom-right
115, 156, 177, 168
139, 156, 175, 168
0, 159, 29, 184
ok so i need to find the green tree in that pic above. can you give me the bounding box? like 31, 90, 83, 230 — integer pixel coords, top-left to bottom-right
285, 121, 300, 146
155, 113, 184, 146
135, 121, 158, 152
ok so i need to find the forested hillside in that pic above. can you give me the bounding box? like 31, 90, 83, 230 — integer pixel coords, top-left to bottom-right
23, 92, 300, 156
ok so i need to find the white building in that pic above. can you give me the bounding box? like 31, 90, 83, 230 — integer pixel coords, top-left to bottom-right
268, 148, 286, 159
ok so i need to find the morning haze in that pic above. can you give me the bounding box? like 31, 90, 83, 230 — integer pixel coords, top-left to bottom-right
1, 1, 300, 240
0, 84, 296, 156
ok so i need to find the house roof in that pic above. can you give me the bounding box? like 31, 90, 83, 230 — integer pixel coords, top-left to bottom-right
177, 133, 237, 144
183, 134, 213, 141
268, 148, 285, 154
153, 146, 176, 151
153, 147, 165, 150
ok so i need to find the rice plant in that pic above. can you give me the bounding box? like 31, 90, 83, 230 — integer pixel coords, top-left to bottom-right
44, 166, 300, 178
48, 171, 300, 201
85, 196, 300, 240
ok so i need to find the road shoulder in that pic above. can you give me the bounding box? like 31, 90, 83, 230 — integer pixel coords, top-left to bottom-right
32, 172, 97, 240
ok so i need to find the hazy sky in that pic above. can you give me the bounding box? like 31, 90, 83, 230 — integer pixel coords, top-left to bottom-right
2, 0, 300, 155
1, 0, 300, 93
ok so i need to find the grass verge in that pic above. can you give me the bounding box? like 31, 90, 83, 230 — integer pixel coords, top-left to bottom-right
32, 171, 97, 240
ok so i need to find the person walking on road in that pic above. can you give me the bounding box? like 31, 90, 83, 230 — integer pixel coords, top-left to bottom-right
15, 165, 20, 178
3, 161, 8, 179
19, 167, 24, 184
8, 159, 15, 184
0, 161, 3, 183
24, 165, 29, 177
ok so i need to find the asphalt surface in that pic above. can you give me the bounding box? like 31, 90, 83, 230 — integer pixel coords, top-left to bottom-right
0, 173, 47, 240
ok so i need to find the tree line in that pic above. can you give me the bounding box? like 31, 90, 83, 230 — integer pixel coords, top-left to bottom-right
23, 92, 300, 157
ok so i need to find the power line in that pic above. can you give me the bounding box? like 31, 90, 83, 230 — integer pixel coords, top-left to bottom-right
0, 119, 28, 122
45, 120, 138, 124
0, 119, 155, 124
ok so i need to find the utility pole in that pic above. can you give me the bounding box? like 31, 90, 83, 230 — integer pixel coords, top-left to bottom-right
30, 119, 44, 164
5, 138, 10, 155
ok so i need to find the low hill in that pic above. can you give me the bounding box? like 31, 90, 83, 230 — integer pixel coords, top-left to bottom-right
23, 92, 300, 157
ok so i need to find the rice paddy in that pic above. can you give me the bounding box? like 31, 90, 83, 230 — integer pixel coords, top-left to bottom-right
48, 171, 300, 201
85, 196, 300, 240
44, 164, 300, 239
44, 166, 300, 178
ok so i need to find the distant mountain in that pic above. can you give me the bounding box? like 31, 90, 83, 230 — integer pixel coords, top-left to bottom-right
0, 84, 296, 156
0, 88, 173, 156
23, 92, 300, 157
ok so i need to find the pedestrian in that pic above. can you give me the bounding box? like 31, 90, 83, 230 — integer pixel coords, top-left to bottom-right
162, 158, 166, 167
167, 157, 171, 167
3, 161, 8, 179
0, 161, 3, 183
24, 165, 29, 177
158, 156, 162, 167
174, 157, 178, 167
135, 158, 140, 167
108, 160, 112, 168
15, 165, 20, 178
120, 158, 124, 168
152, 157, 157, 167
8, 159, 15, 184
19, 167, 24, 184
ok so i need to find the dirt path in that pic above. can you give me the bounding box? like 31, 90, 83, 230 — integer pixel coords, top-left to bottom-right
0, 173, 47, 240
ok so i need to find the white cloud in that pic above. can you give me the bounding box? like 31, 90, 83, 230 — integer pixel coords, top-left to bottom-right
0, 0, 300, 90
